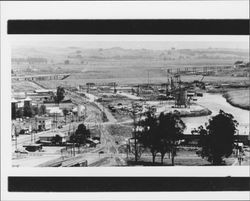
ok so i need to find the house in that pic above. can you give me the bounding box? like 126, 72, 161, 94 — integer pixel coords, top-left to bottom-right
36, 117, 52, 131
46, 107, 63, 117
39, 132, 69, 144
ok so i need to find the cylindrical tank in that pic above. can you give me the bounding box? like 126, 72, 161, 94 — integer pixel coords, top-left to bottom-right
175, 88, 187, 107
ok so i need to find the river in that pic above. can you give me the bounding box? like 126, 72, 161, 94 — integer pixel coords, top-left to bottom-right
182, 93, 249, 135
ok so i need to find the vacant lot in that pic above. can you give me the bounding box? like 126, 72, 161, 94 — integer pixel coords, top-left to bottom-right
12, 81, 44, 92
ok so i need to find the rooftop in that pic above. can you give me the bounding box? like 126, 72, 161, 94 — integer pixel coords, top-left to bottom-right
39, 132, 67, 138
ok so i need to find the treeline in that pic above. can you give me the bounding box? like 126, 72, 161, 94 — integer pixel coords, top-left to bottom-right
133, 109, 239, 165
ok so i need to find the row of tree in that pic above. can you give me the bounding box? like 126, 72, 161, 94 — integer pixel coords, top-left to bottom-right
14, 104, 46, 119
135, 109, 238, 165
136, 111, 185, 165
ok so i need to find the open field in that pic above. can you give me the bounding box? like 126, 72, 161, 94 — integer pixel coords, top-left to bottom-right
224, 89, 250, 110
11, 46, 249, 88
36, 74, 249, 88
12, 81, 44, 92
126, 147, 240, 166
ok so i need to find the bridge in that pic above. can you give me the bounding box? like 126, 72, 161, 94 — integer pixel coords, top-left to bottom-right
12, 74, 70, 81
164, 65, 232, 75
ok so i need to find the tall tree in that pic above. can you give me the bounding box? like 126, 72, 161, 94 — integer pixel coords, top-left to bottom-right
23, 104, 33, 117
198, 110, 238, 165
32, 106, 39, 116
70, 123, 90, 146
55, 86, 65, 105
140, 110, 159, 164
158, 112, 186, 165
139, 111, 186, 165
16, 108, 23, 118
39, 104, 47, 115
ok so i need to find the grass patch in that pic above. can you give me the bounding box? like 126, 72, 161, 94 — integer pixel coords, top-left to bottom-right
224, 89, 250, 110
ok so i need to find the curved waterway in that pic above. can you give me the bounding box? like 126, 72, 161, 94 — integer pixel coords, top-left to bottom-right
182, 93, 249, 135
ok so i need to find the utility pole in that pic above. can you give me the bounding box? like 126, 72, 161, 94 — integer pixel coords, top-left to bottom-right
147, 70, 150, 87
73, 142, 75, 156
132, 103, 138, 162
137, 85, 140, 96
34, 117, 37, 143
15, 125, 18, 151
55, 112, 58, 129
30, 127, 33, 143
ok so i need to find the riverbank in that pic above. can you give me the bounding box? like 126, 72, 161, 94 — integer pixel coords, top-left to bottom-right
155, 102, 212, 118
223, 89, 250, 110
176, 107, 212, 117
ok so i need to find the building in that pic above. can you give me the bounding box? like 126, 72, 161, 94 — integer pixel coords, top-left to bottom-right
46, 106, 63, 117
23, 144, 43, 152
36, 117, 52, 131
39, 132, 69, 144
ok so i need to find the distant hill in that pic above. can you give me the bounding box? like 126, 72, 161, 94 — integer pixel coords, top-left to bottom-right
12, 46, 249, 63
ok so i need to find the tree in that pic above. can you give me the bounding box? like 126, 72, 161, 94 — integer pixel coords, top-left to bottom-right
139, 111, 186, 165
196, 126, 209, 157
39, 104, 47, 115
52, 134, 62, 145
198, 110, 238, 165
23, 104, 33, 117
158, 112, 186, 165
140, 110, 159, 164
70, 123, 90, 146
234, 61, 243, 65
55, 86, 65, 105
16, 108, 23, 118
32, 106, 39, 116
62, 108, 69, 125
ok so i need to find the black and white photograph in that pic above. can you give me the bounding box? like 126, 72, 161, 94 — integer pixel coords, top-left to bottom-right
1, 0, 249, 200
10, 36, 250, 168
